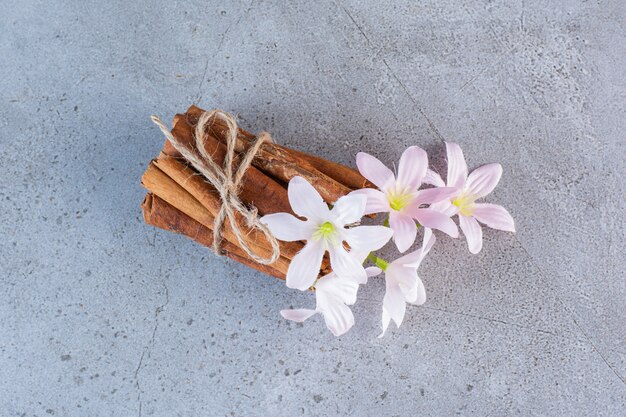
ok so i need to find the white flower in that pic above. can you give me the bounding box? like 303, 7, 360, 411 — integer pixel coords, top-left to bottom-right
281, 265, 382, 336
261, 176, 393, 291
380, 228, 436, 337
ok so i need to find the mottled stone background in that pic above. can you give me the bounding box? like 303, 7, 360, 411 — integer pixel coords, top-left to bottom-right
1, 1, 624, 416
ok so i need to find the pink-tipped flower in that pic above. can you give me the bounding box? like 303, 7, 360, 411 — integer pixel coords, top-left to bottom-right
351, 146, 458, 252
425, 143, 515, 254
379, 229, 436, 337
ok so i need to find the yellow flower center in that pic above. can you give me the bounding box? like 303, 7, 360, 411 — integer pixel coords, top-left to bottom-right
452, 192, 476, 216
387, 188, 414, 211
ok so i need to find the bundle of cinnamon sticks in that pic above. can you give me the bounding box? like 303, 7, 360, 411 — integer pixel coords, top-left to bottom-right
141, 105, 371, 281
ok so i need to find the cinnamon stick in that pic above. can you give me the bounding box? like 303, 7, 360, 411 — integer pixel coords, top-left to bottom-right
144, 106, 366, 281
278, 145, 372, 190
181, 106, 353, 203
142, 193, 286, 280
141, 161, 293, 273
183, 105, 370, 191
152, 153, 303, 261
165, 115, 293, 216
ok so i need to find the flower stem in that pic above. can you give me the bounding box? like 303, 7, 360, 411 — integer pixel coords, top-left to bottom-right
367, 253, 388, 271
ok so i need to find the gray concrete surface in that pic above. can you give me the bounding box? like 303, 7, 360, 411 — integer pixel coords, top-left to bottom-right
1, 0, 624, 416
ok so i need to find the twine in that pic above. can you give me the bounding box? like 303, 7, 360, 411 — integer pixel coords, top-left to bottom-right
151, 110, 280, 265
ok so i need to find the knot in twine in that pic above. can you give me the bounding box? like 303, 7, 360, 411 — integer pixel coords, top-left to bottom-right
151, 110, 280, 265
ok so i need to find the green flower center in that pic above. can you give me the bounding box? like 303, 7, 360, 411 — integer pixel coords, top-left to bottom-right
319, 221, 334, 236
313, 221, 339, 246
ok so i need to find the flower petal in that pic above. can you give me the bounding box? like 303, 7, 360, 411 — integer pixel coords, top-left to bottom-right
429, 200, 459, 217
408, 277, 427, 306
459, 215, 483, 254
398, 270, 419, 304
465, 163, 502, 198
288, 176, 328, 221
387, 263, 417, 292
424, 169, 445, 187
389, 211, 418, 253
383, 279, 406, 328
286, 240, 325, 290
472, 203, 515, 232
349, 188, 390, 215
347, 250, 371, 265
421, 227, 436, 257
317, 295, 355, 337
397, 146, 428, 189
261, 213, 313, 242
412, 186, 458, 206
356, 152, 395, 191
343, 225, 393, 253
410, 208, 459, 238
316, 273, 359, 305
314, 274, 359, 336
379, 306, 392, 338
365, 266, 382, 278
280, 309, 317, 322
446, 142, 468, 188
332, 193, 366, 225
328, 245, 367, 284
398, 227, 436, 268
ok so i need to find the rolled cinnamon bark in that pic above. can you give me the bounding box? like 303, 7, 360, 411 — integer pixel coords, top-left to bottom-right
164, 114, 293, 216
182, 105, 370, 191
279, 145, 372, 190
181, 106, 353, 203
152, 153, 303, 261
142, 193, 286, 280
144, 106, 365, 281
141, 161, 293, 273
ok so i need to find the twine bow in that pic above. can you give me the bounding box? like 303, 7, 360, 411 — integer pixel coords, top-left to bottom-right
151, 110, 280, 265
